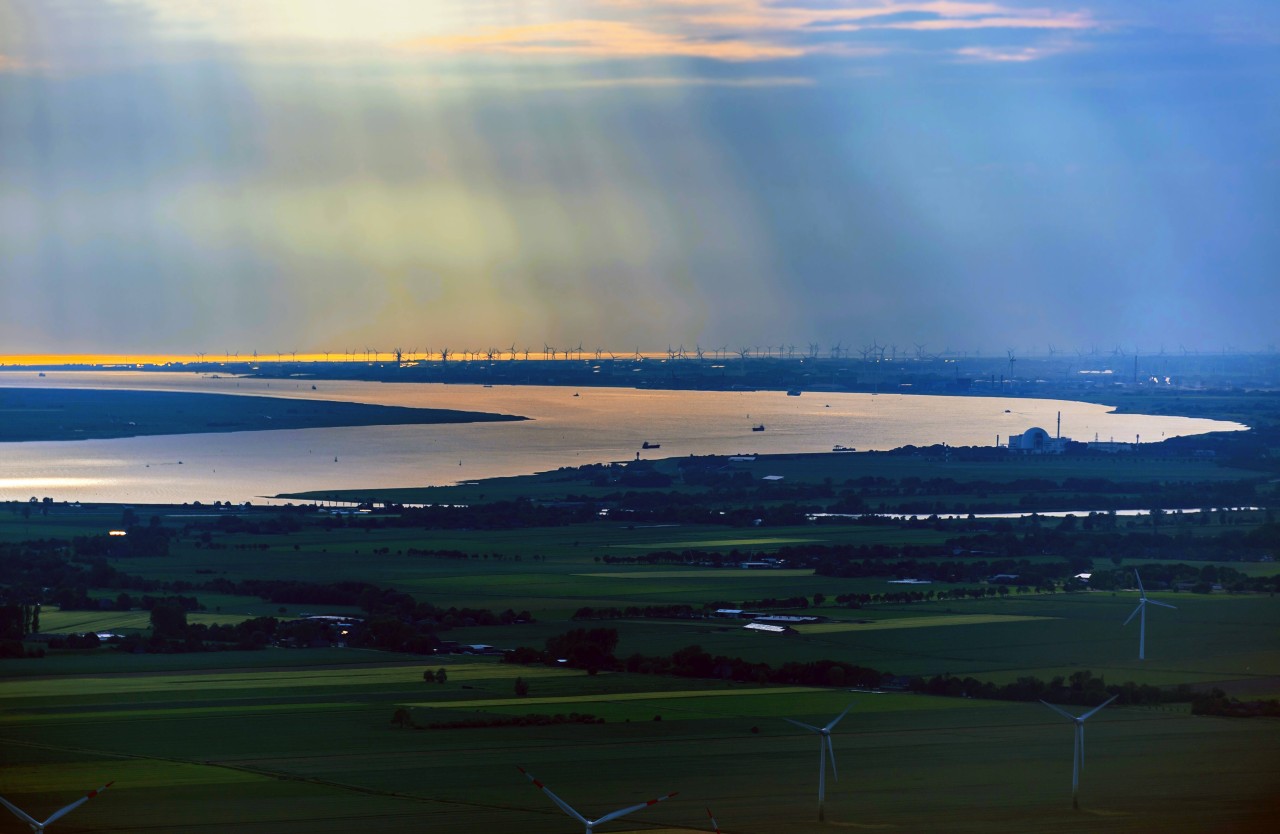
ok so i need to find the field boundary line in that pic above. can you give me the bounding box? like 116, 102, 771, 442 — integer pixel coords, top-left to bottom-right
405, 685, 817, 710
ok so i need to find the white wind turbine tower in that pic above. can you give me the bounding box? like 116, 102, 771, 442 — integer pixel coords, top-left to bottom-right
1, 782, 113, 833
1124, 569, 1176, 660
517, 767, 676, 833
1040, 695, 1116, 809
784, 703, 853, 821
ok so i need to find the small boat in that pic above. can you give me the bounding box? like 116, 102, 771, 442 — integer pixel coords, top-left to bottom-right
642, 441, 661, 449
752, 424, 766, 432
787, 390, 801, 396
832, 445, 856, 452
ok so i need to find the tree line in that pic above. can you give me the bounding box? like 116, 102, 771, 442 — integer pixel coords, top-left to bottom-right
503, 628, 1257, 712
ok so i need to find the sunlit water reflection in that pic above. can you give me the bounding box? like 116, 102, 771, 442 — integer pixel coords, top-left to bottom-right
0, 372, 1246, 504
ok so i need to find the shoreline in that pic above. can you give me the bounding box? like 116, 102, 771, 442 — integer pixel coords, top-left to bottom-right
0, 387, 525, 443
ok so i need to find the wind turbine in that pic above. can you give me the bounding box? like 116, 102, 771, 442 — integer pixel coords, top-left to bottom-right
516, 767, 676, 834
784, 703, 853, 821
1039, 695, 1117, 808
1, 782, 113, 833
1124, 570, 1176, 660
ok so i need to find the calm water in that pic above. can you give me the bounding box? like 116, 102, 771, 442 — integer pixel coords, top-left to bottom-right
0, 372, 1246, 504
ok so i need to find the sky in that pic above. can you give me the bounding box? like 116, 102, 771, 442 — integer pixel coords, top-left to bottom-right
1, 1, 1277, 357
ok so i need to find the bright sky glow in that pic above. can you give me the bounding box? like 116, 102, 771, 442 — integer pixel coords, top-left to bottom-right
1, 1, 1277, 355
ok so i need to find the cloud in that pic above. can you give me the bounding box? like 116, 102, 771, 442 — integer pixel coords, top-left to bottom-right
883, 13, 1095, 31
1, 0, 1105, 80
678, 2, 1095, 34
954, 42, 1077, 62
403, 2, 1098, 66
405, 18, 803, 62
559, 74, 814, 88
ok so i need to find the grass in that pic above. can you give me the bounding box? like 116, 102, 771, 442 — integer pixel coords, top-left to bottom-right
2, 654, 1276, 833
2, 500, 1277, 832
575, 569, 816, 579
794, 613, 1057, 633
37, 609, 262, 634
283, 448, 1264, 506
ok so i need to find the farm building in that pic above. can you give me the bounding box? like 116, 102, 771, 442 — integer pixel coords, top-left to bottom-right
743, 622, 794, 635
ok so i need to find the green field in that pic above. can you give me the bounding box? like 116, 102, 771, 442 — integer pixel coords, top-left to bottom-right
2, 653, 1277, 833
6, 578, 1278, 834
795, 613, 1056, 633
284, 449, 1265, 507
3, 478, 1279, 832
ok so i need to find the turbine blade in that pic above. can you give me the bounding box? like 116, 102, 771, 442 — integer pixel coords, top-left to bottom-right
1123, 602, 1143, 625
517, 767, 588, 826
42, 796, 91, 826
1148, 599, 1177, 610
784, 718, 822, 733
0, 796, 39, 827
1134, 569, 1145, 596
826, 735, 839, 782
1079, 724, 1085, 769
707, 808, 721, 833
824, 703, 855, 733
593, 791, 677, 826
12, 783, 111, 829
1039, 700, 1077, 721
1078, 694, 1118, 722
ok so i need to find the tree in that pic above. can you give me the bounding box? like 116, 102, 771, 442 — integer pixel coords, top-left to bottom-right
514, 677, 529, 697
546, 628, 619, 674
149, 601, 188, 639
0, 605, 24, 639
435, 668, 448, 684
391, 707, 414, 729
